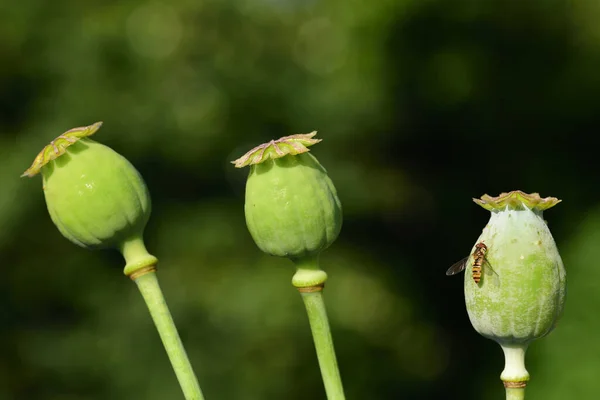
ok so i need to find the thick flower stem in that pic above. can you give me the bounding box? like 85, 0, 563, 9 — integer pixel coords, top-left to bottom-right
500, 344, 529, 383
505, 387, 526, 400
501, 344, 528, 400
133, 269, 205, 400
299, 288, 346, 400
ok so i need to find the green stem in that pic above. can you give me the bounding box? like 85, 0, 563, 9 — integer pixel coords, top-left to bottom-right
134, 271, 205, 400
121, 236, 158, 276
300, 290, 346, 400
506, 387, 525, 400
500, 344, 529, 382
500, 343, 529, 400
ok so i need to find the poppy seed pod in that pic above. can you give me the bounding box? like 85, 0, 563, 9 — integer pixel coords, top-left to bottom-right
464, 191, 566, 388
234, 133, 346, 398
233, 132, 342, 287
23, 123, 205, 399
22, 122, 157, 275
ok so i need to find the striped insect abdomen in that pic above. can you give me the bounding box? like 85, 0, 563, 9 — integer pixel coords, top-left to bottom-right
471, 242, 487, 284
472, 257, 483, 283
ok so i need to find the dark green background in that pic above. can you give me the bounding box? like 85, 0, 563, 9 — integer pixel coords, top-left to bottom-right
0, 1, 597, 399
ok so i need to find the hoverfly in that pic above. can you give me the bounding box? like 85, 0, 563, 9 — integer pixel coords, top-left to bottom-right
446, 242, 499, 285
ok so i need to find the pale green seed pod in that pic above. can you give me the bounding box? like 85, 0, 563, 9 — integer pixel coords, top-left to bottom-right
22, 122, 157, 275
463, 191, 566, 388
232, 132, 342, 287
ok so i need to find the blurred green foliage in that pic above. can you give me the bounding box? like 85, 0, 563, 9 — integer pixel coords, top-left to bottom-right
1, 0, 599, 399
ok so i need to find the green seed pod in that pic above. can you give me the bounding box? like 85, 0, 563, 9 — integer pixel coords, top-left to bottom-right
234, 133, 346, 397
461, 191, 566, 389
22, 122, 157, 275
232, 132, 342, 287
23, 124, 205, 399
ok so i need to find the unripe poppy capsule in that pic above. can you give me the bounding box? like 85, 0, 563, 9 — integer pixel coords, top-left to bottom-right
233, 133, 346, 398
463, 191, 566, 389
233, 132, 342, 269
23, 123, 205, 399
22, 122, 157, 274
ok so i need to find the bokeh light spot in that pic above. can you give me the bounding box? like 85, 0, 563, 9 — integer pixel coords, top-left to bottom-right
127, 2, 183, 59
293, 17, 348, 75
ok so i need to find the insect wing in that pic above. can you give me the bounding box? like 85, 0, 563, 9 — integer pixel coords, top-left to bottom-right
482, 258, 500, 286
446, 256, 468, 276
